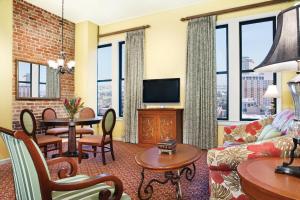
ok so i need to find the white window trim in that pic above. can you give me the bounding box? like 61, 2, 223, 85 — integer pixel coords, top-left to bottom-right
217, 11, 281, 123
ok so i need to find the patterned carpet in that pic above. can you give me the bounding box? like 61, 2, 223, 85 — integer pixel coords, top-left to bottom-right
0, 141, 209, 200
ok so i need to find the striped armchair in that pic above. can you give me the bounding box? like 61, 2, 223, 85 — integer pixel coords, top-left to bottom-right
0, 127, 130, 200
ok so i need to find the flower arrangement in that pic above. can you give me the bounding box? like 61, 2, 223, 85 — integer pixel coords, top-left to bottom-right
63, 97, 84, 120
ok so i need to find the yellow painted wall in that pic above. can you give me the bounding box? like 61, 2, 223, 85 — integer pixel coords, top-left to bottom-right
0, 0, 13, 159
77, 1, 296, 143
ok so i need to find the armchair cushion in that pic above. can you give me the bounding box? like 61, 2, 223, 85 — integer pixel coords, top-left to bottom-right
53, 175, 131, 200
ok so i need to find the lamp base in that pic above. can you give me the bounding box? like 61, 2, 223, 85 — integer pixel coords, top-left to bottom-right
275, 165, 300, 178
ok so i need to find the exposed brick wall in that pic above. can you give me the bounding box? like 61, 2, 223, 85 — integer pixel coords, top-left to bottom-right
12, 0, 75, 131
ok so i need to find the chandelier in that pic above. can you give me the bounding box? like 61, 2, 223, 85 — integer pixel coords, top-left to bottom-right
48, 0, 75, 74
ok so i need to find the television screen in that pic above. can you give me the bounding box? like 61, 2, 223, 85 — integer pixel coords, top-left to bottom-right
143, 78, 180, 103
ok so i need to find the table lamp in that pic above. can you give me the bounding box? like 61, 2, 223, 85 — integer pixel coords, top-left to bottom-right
253, 4, 300, 178
264, 85, 280, 115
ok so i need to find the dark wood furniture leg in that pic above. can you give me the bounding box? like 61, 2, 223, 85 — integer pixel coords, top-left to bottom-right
137, 163, 196, 200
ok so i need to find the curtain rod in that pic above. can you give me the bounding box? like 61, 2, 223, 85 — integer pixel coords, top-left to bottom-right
180, 0, 290, 21
99, 25, 150, 38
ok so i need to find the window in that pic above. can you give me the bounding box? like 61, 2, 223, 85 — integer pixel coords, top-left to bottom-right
17, 61, 55, 99
39, 65, 47, 97
97, 44, 112, 116
119, 41, 125, 117
18, 61, 32, 97
216, 25, 229, 120
240, 17, 276, 120
97, 41, 125, 117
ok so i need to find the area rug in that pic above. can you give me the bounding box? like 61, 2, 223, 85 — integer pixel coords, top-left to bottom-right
0, 141, 209, 200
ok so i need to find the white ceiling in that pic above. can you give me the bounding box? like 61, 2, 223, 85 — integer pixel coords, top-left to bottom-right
25, 0, 207, 25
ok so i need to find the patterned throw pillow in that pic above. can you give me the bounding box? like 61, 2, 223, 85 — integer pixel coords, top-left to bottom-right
272, 110, 294, 131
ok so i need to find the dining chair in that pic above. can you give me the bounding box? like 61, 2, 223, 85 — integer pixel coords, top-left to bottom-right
42, 108, 69, 136
20, 109, 62, 158
0, 127, 130, 200
78, 108, 116, 165
76, 107, 96, 138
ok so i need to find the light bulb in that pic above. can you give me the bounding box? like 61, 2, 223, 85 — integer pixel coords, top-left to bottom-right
57, 59, 64, 66
67, 60, 76, 69
48, 60, 58, 69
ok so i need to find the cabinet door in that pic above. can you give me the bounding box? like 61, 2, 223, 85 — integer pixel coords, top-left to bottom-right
158, 113, 176, 141
138, 114, 157, 144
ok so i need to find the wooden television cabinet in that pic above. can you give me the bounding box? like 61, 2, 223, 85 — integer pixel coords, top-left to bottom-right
137, 108, 183, 145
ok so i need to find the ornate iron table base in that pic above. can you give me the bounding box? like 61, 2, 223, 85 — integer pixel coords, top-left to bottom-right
138, 163, 196, 200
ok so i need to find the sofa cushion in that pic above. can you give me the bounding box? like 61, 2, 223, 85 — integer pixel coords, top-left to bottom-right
208, 135, 294, 170
257, 125, 281, 141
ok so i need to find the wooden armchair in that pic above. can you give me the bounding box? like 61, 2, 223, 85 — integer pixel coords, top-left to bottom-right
20, 109, 62, 158
0, 127, 130, 200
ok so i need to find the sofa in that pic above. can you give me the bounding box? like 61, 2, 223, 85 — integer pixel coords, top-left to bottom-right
207, 111, 297, 200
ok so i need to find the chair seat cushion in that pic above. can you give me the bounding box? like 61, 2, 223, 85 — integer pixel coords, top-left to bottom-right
46, 127, 69, 135
36, 135, 61, 146
76, 127, 94, 135
52, 175, 131, 200
78, 135, 110, 145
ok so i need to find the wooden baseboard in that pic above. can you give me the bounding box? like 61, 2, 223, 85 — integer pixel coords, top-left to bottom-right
0, 158, 11, 165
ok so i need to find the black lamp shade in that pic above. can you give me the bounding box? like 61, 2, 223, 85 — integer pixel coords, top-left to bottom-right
254, 5, 300, 72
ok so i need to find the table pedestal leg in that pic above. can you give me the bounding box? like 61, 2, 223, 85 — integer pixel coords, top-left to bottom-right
137, 163, 196, 200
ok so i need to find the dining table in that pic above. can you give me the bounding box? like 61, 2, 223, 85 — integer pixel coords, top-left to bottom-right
39, 117, 101, 158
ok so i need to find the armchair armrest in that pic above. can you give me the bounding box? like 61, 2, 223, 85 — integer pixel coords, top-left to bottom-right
47, 157, 78, 179
50, 174, 123, 200
208, 135, 294, 171
223, 117, 274, 144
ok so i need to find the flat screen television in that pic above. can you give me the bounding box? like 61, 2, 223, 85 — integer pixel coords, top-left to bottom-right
143, 78, 180, 103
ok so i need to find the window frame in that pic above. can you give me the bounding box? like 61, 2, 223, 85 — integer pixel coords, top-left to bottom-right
38, 65, 47, 98
97, 43, 113, 116
239, 16, 277, 121
17, 61, 32, 98
216, 24, 229, 121
118, 41, 125, 117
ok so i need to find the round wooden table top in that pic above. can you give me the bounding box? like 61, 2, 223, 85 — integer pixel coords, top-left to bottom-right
135, 144, 202, 171
40, 117, 101, 126
237, 157, 300, 200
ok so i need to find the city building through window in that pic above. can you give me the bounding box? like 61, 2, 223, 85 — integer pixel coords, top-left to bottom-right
240, 17, 276, 120
97, 42, 125, 117
216, 25, 229, 120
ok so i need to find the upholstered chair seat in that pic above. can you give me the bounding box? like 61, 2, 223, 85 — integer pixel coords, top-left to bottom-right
46, 127, 69, 135
76, 127, 94, 135
78, 135, 111, 145
36, 135, 62, 146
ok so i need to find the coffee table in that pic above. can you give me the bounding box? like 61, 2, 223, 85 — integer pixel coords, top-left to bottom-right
237, 157, 300, 200
135, 144, 202, 200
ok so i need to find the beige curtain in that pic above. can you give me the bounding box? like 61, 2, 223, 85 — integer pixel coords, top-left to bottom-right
183, 16, 217, 149
46, 68, 60, 98
124, 30, 145, 143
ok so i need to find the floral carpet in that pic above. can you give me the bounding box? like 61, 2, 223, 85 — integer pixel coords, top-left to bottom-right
0, 141, 209, 200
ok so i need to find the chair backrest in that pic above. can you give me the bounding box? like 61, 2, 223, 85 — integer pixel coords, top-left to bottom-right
42, 108, 57, 120
0, 128, 50, 200
79, 107, 95, 119
20, 109, 37, 142
102, 108, 116, 142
